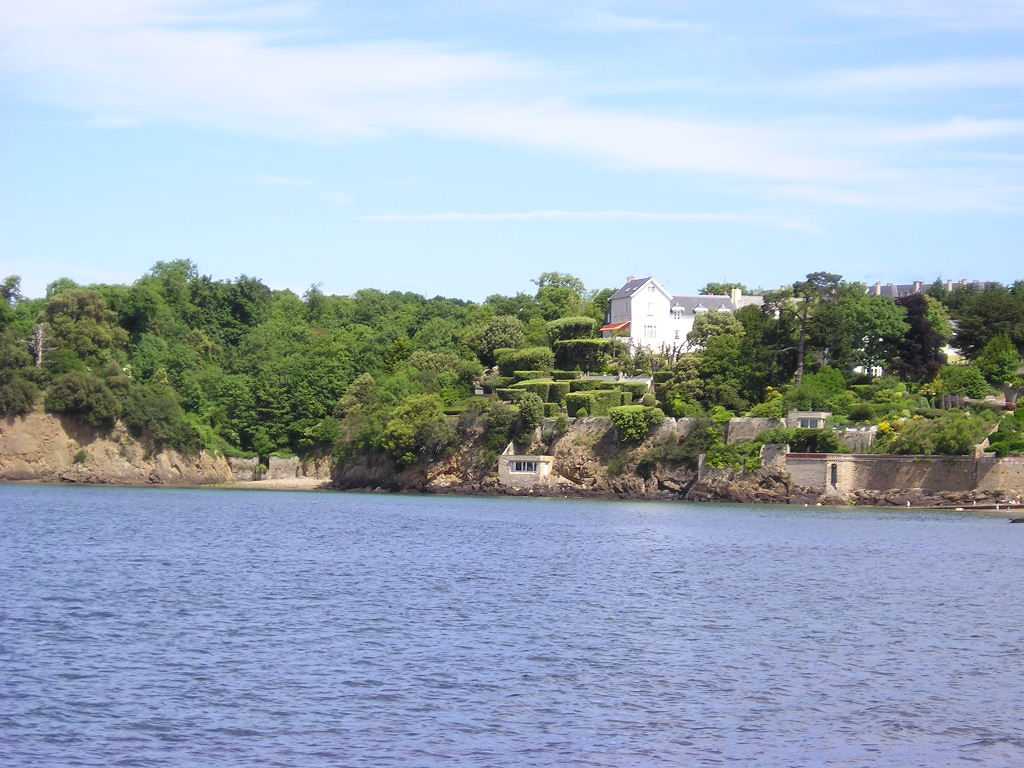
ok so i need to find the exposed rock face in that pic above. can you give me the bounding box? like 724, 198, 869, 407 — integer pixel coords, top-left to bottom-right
0, 411, 232, 485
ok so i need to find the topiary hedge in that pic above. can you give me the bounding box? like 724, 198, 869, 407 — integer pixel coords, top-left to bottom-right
496, 346, 555, 377
512, 378, 551, 401
547, 380, 570, 404
553, 338, 620, 372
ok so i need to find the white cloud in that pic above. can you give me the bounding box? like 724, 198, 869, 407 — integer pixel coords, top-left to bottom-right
808, 57, 1024, 91
0, 0, 867, 184
853, 117, 1024, 144
828, 0, 1024, 30
360, 209, 821, 232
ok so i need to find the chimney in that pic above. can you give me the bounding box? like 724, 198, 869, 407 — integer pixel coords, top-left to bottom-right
730, 286, 741, 308
627, 275, 635, 283
873, 282, 881, 295
913, 281, 921, 293
946, 279, 953, 292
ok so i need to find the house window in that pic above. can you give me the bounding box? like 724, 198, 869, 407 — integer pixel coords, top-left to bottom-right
672, 309, 683, 319
674, 330, 680, 340
512, 460, 538, 473
799, 418, 821, 429
644, 325, 657, 338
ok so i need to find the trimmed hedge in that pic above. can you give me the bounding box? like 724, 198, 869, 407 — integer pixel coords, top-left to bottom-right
512, 378, 551, 401
548, 380, 570, 404
569, 378, 608, 392
543, 402, 559, 417
552, 370, 582, 380
652, 371, 673, 384
495, 387, 519, 401
514, 370, 546, 382
493, 376, 516, 388
547, 316, 599, 343
496, 346, 555, 376
565, 392, 595, 417
552, 338, 620, 372
616, 381, 650, 401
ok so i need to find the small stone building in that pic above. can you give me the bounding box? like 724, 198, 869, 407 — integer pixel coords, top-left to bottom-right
497, 443, 555, 488
786, 410, 831, 429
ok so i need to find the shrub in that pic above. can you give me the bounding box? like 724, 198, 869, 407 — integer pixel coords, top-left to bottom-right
609, 405, 665, 442
547, 316, 599, 343
123, 383, 202, 453
379, 394, 457, 467
575, 408, 588, 418
547, 380, 570, 404
553, 338, 621, 372
935, 365, 990, 399
512, 378, 551, 401
513, 370, 546, 382
0, 375, 38, 416
44, 371, 121, 428
565, 392, 595, 417
496, 346, 555, 377
705, 441, 762, 472
641, 393, 657, 407
616, 381, 650, 400
543, 402, 559, 417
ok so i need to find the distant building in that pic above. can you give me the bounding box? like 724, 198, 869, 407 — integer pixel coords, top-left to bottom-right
600, 276, 763, 354
867, 279, 997, 298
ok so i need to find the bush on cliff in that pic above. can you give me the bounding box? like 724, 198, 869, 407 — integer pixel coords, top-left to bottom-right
378, 394, 456, 467
609, 405, 665, 442
44, 371, 122, 428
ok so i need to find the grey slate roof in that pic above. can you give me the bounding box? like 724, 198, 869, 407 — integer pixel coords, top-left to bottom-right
670, 295, 734, 312
610, 277, 652, 300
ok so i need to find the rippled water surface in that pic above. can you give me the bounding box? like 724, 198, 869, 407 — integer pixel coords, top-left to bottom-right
2, 485, 1023, 767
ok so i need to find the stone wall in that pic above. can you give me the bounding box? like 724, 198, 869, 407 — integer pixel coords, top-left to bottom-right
265, 455, 333, 480
726, 417, 784, 444
227, 457, 259, 481
977, 456, 1024, 492
787, 453, 985, 493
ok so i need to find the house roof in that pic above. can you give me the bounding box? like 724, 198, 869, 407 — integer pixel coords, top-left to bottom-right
670, 295, 734, 313
600, 321, 630, 332
610, 277, 653, 300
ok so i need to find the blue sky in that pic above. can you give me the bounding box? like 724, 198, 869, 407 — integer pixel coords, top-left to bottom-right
2, 0, 1022, 300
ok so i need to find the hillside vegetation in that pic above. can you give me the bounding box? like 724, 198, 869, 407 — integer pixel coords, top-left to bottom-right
1, 267, 1021, 477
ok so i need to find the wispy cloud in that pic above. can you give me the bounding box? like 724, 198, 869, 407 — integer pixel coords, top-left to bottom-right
827, 0, 1024, 30
853, 117, 1024, 144
807, 57, 1024, 91
360, 209, 821, 232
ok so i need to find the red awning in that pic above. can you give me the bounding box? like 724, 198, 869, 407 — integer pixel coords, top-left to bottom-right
600, 321, 630, 332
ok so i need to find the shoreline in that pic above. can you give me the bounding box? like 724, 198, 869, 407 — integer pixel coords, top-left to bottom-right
3, 477, 1022, 516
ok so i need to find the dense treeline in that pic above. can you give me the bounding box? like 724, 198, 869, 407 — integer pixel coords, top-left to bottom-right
1, 264, 1022, 466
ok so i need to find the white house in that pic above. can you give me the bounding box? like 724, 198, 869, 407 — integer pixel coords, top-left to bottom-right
601, 276, 763, 353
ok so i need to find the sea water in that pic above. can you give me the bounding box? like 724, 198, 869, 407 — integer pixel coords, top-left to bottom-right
2, 485, 1022, 767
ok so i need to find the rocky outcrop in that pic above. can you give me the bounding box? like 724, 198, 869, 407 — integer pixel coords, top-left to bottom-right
0, 411, 232, 485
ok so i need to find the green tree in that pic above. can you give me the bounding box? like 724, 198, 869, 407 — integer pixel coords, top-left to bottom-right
934, 365, 989, 399
44, 371, 122, 428
466, 315, 526, 366
975, 334, 1021, 388
45, 289, 129, 367
533, 272, 585, 321
379, 394, 457, 467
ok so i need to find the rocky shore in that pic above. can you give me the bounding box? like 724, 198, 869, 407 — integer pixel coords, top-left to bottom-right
2, 411, 1019, 510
